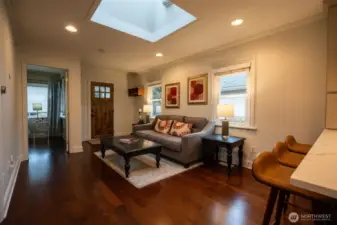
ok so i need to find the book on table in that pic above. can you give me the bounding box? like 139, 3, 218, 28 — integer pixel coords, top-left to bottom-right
119, 137, 139, 144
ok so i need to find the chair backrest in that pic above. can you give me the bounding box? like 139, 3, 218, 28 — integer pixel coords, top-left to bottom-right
273, 141, 288, 158
285, 135, 296, 146
252, 152, 279, 184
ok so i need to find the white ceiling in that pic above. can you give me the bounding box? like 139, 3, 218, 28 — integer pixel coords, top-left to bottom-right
8, 0, 324, 72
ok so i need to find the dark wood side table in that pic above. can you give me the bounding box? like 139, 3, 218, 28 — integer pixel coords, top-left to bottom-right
202, 135, 245, 176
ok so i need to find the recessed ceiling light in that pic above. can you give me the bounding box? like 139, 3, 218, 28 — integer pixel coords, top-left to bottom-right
65, 25, 78, 33
231, 19, 244, 26
156, 53, 163, 57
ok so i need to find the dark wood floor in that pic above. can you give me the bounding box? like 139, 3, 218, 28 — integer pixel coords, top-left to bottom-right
1, 141, 315, 225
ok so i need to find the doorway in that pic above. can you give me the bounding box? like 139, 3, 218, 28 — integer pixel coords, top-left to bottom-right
26, 65, 69, 155
91, 82, 114, 138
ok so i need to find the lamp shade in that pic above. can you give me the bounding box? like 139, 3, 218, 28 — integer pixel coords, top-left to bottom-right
33, 103, 42, 111
143, 105, 152, 113
217, 104, 234, 118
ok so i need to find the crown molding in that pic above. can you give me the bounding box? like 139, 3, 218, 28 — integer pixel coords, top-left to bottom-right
141, 13, 326, 74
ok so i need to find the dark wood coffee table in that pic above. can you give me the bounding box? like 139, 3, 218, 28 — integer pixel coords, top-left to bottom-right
100, 136, 162, 178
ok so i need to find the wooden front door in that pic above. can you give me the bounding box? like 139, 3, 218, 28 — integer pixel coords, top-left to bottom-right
91, 82, 114, 138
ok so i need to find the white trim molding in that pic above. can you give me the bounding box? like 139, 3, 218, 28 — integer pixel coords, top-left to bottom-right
2, 158, 21, 221
71, 146, 83, 153
219, 159, 252, 170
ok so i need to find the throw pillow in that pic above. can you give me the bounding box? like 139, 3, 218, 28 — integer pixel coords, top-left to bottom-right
169, 120, 193, 137
154, 119, 173, 134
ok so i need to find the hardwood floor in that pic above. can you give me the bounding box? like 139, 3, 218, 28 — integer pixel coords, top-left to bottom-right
1, 142, 313, 225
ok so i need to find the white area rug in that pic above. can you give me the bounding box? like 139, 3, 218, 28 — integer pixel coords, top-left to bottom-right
94, 150, 202, 188
88, 139, 100, 145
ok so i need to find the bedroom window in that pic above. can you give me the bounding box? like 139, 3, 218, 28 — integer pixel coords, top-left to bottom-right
212, 62, 256, 128
27, 83, 49, 118
148, 84, 162, 117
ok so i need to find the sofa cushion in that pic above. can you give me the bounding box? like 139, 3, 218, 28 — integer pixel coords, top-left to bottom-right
152, 115, 169, 128
166, 115, 184, 122
135, 130, 154, 139
153, 115, 184, 127
144, 130, 182, 152
154, 119, 173, 134
169, 121, 193, 137
184, 117, 208, 130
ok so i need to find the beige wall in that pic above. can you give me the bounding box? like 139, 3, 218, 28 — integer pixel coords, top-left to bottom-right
0, 1, 20, 222
16, 49, 83, 157
81, 64, 135, 140
141, 19, 327, 166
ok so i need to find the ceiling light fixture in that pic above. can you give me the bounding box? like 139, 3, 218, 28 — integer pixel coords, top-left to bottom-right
65, 25, 78, 33
156, 53, 163, 57
231, 19, 244, 26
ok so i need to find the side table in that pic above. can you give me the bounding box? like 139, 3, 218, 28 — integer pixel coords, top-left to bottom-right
202, 135, 245, 176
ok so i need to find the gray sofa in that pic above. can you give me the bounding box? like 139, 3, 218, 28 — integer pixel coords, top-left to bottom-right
133, 115, 215, 167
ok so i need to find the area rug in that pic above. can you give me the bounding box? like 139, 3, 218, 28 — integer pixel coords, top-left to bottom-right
88, 139, 100, 145
94, 150, 202, 188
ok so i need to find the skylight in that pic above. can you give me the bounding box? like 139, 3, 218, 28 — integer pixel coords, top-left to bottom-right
90, 0, 196, 42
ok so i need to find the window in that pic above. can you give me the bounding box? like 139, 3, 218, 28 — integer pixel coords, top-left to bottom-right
213, 62, 255, 128
148, 84, 162, 117
27, 84, 49, 118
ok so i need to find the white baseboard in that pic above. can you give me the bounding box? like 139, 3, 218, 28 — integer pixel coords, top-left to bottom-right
243, 160, 253, 169
70, 146, 83, 153
3, 158, 21, 220
219, 159, 252, 170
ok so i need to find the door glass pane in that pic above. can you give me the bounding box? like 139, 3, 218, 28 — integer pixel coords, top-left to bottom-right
94, 92, 99, 98
106, 93, 111, 99
94, 86, 99, 92
100, 93, 105, 98
100, 86, 105, 92
106, 87, 110, 93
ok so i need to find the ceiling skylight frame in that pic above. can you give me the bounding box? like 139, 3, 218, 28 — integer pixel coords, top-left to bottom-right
89, 0, 197, 42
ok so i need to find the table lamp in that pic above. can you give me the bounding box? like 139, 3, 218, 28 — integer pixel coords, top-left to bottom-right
217, 104, 234, 138
33, 103, 42, 118
143, 105, 152, 123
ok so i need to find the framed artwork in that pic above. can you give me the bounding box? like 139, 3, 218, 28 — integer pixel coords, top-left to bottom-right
165, 82, 180, 108
187, 74, 208, 105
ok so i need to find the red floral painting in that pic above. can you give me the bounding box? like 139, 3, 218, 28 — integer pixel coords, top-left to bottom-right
165, 83, 180, 108
188, 74, 208, 105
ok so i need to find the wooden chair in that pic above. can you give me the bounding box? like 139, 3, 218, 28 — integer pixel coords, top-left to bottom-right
285, 135, 311, 155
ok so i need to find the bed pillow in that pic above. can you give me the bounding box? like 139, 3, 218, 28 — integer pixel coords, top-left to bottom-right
169, 120, 193, 137
154, 119, 173, 134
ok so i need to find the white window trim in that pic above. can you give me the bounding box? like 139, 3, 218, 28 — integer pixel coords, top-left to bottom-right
147, 82, 162, 118
211, 61, 256, 130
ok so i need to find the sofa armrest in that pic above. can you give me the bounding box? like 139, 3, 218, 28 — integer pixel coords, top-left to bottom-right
133, 123, 153, 133
181, 120, 216, 159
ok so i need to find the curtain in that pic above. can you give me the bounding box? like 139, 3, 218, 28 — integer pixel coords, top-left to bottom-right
48, 79, 61, 136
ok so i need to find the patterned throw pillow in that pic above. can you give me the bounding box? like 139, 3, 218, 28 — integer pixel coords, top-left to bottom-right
154, 119, 173, 134
169, 120, 193, 137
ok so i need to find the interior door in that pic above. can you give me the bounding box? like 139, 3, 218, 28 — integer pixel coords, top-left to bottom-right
91, 82, 114, 138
